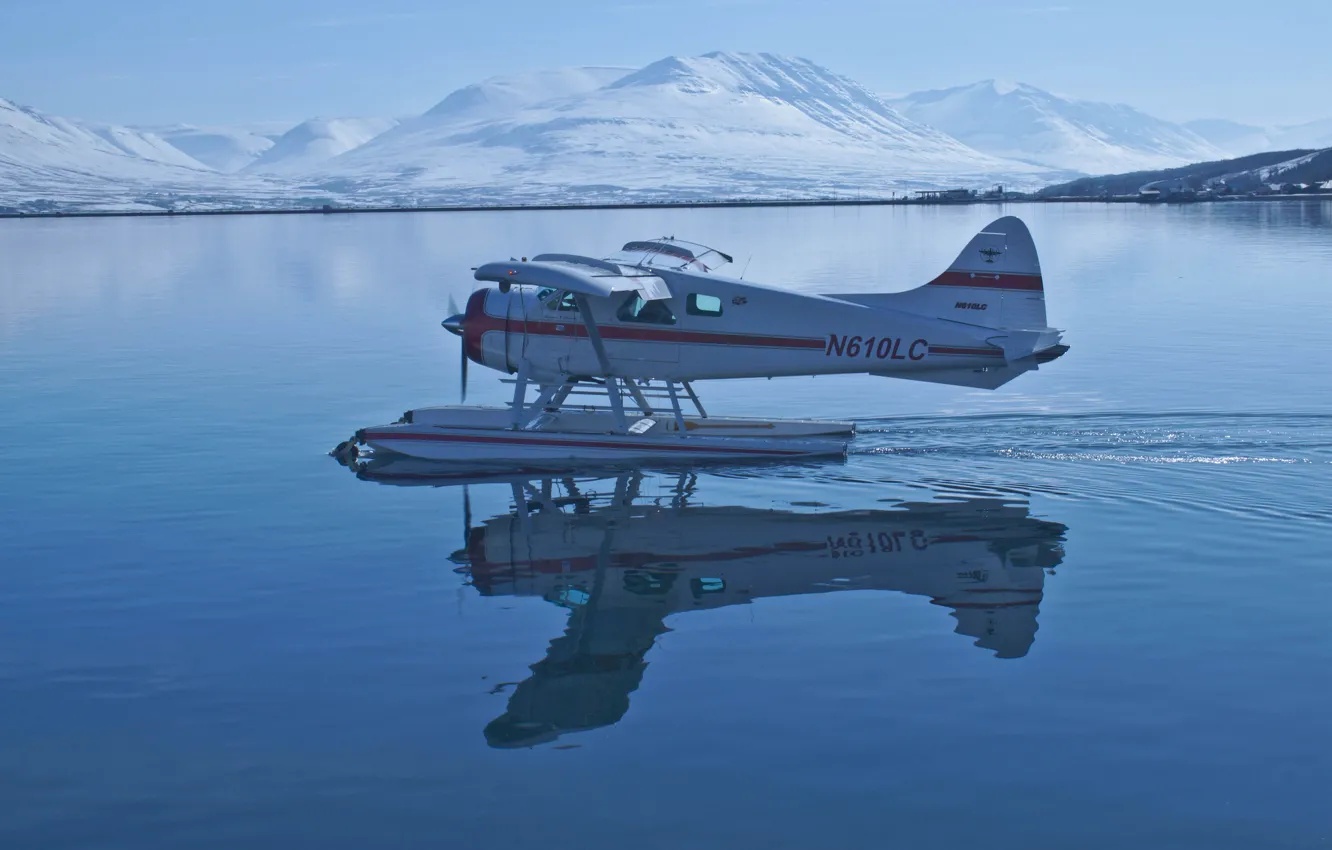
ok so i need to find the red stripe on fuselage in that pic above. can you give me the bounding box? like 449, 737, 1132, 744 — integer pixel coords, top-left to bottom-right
928, 345, 1004, 357
464, 297, 826, 352
472, 540, 829, 576
927, 270, 1043, 291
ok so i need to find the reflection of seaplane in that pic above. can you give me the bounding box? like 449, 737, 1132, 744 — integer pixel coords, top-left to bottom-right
334, 217, 1068, 464
381, 465, 1068, 748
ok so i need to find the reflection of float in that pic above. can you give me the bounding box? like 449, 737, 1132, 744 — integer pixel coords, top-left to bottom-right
391, 467, 1069, 749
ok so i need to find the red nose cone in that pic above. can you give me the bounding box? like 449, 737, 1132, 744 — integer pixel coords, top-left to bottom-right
461, 288, 489, 366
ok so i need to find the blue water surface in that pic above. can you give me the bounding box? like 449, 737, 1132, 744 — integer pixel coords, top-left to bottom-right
2, 202, 1330, 849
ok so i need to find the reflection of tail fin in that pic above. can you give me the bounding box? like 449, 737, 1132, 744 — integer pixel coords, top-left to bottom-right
951, 603, 1041, 659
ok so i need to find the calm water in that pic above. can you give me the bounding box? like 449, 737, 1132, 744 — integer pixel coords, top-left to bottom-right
3, 203, 1331, 849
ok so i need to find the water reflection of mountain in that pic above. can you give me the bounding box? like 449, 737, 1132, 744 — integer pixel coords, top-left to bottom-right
361, 462, 1067, 748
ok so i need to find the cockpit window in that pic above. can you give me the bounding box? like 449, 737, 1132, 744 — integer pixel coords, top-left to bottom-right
687, 293, 723, 317
536, 287, 556, 301
617, 293, 677, 325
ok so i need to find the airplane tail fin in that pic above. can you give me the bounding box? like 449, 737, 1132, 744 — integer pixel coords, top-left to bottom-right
923, 215, 1048, 330
836, 216, 1051, 332
845, 217, 1067, 389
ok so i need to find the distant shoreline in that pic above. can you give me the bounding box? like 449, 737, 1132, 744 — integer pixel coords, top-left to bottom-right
3, 193, 1330, 220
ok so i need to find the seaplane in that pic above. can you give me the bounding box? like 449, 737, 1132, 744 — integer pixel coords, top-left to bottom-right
334, 216, 1068, 464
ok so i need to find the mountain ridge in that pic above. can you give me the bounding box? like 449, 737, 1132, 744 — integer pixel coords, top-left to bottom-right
139, 124, 289, 172
1184, 117, 1332, 157
1037, 147, 1332, 197
8, 54, 1324, 211
321, 52, 1051, 203
244, 117, 400, 174
889, 80, 1226, 174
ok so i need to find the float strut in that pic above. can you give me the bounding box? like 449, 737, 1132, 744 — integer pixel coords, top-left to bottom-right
509, 361, 530, 428
667, 382, 687, 434
683, 381, 707, 418
605, 377, 629, 434
626, 380, 654, 416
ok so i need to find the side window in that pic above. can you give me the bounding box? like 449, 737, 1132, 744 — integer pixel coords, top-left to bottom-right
687, 293, 723, 317
617, 293, 677, 325
624, 569, 678, 596
545, 290, 579, 312
690, 577, 726, 599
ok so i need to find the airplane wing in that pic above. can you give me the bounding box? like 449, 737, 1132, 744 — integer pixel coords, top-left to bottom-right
474, 255, 670, 301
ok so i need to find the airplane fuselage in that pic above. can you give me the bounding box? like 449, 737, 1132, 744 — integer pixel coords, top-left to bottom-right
462, 268, 1016, 383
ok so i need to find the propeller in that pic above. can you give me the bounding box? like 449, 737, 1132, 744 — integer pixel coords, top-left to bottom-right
442, 294, 468, 403
447, 483, 475, 570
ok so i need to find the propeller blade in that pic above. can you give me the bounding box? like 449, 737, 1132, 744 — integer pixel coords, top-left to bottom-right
462, 484, 472, 546
460, 346, 468, 403
443, 292, 468, 403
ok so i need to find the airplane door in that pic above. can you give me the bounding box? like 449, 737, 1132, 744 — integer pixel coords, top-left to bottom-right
602, 292, 680, 366
529, 289, 579, 373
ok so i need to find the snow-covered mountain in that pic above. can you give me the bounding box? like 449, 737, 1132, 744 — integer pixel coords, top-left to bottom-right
0, 98, 209, 174
419, 66, 632, 126
1184, 117, 1332, 158
0, 99, 302, 211
1, 97, 213, 208
321, 53, 1051, 202
1270, 118, 1332, 152
143, 123, 289, 172
1182, 120, 1272, 157
889, 81, 1226, 174
24, 55, 1318, 211
244, 117, 400, 174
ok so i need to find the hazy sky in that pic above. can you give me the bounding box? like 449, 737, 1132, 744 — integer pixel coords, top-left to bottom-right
2, 0, 1326, 128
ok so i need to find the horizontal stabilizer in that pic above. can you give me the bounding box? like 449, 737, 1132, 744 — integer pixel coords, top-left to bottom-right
875, 344, 1069, 390
988, 329, 1065, 361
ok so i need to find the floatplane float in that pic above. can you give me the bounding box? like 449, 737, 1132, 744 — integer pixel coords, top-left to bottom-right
333, 216, 1067, 465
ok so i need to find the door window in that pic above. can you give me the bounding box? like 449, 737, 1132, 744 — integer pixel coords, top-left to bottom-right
545, 290, 580, 312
